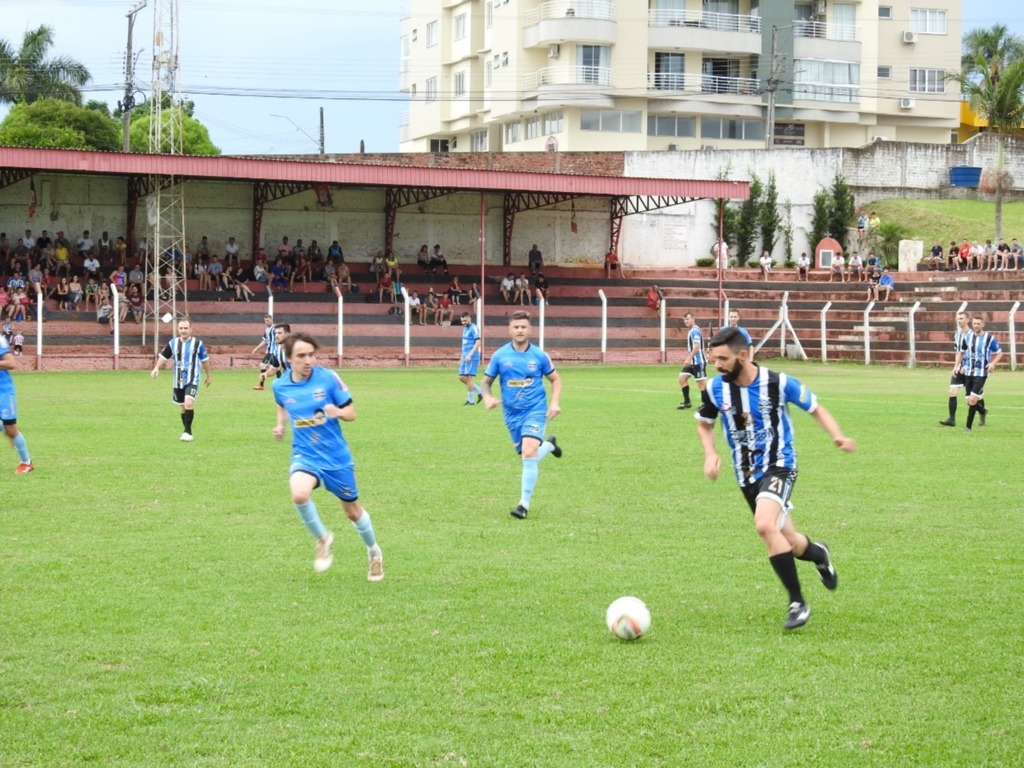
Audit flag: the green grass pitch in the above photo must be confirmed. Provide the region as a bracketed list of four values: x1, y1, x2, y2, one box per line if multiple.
[1, 362, 1021, 767]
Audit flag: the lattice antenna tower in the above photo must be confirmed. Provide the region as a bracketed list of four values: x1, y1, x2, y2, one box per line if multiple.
[148, 0, 187, 350]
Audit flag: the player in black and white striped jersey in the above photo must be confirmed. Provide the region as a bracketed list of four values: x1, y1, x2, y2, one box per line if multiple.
[939, 311, 970, 427]
[954, 315, 1004, 434]
[150, 317, 212, 442]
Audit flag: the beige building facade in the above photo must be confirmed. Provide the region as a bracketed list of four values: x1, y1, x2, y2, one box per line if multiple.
[399, 0, 961, 152]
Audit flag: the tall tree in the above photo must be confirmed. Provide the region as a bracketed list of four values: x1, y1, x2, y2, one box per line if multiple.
[0, 25, 90, 105]
[759, 171, 781, 258]
[0, 99, 120, 151]
[950, 25, 1024, 242]
[827, 173, 856, 254]
[735, 173, 763, 264]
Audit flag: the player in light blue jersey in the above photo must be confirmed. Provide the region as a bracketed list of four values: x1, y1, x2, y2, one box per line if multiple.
[150, 318, 212, 442]
[954, 315, 1003, 433]
[726, 309, 753, 346]
[696, 327, 855, 630]
[0, 332, 33, 473]
[252, 314, 279, 390]
[458, 312, 483, 405]
[677, 312, 707, 410]
[482, 310, 563, 520]
[272, 332, 383, 580]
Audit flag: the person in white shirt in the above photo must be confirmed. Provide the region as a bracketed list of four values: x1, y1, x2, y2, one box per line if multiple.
[82, 255, 101, 279]
[759, 251, 773, 281]
[829, 254, 847, 283]
[499, 273, 515, 304]
[713, 239, 730, 268]
[77, 230, 94, 257]
[797, 252, 811, 282]
[848, 253, 863, 282]
[224, 237, 240, 270]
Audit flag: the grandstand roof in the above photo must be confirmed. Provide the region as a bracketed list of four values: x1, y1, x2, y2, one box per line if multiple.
[0, 147, 748, 200]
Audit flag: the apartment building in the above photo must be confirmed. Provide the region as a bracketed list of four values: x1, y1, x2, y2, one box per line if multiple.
[398, 0, 961, 152]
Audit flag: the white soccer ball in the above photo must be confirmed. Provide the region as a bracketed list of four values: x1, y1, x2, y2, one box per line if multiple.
[605, 596, 652, 641]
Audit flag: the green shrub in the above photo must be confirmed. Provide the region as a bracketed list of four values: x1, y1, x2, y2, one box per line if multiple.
[695, 257, 716, 267]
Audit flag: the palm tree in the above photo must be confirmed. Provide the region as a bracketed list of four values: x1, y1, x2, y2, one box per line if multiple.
[950, 26, 1024, 242]
[0, 25, 90, 106]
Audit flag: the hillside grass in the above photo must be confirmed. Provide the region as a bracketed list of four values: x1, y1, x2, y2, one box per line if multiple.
[1, 363, 1022, 767]
[864, 198, 1024, 248]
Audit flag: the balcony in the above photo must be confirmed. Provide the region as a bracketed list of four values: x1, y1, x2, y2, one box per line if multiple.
[793, 20, 861, 61]
[525, 65, 614, 90]
[523, 0, 617, 47]
[647, 72, 760, 96]
[648, 9, 761, 56]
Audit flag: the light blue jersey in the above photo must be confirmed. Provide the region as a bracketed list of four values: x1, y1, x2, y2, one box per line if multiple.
[273, 366, 354, 470]
[730, 325, 753, 345]
[696, 366, 817, 486]
[460, 322, 481, 376]
[0, 335, 16, 420]
[485, 341, 554, 414]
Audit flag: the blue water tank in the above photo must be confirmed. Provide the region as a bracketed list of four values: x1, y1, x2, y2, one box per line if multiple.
[949, 166, 982, 187]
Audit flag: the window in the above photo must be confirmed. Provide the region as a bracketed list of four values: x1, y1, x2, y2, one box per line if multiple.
[877, 65, 892, 79]
[654, 52, 686, 90]
[426, 77, 437, 102]
[429, 139, 450, 153]
[878, 5, 892, 19]
[647, 115, 696, 137]
[578, 45, 611, 85]
[580, 109, 643, 133]
[525, 116, 541, 140]
[501, 51, 509, 67]
[909, 9, 947, 34]
[454, 14, 466, 41]
[470, 130, 489, 152]
[505, 121, 520, 144]
[485, 61, 493, 87]
[485, 2, 493, 28]
[909, 68, 945, 93]
[794, 59, 860, 103]
[426, 20, 438, 47]
[544, 111, 564, 134]
[454, 71, 466, 98]
[700, 117, 764, 141]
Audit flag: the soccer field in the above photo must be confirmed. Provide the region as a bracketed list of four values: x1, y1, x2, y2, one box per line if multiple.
[2, 362, 1021, 767]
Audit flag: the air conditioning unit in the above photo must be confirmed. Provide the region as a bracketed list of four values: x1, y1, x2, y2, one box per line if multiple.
[902, 31, 918, 44]
[899, 97, 915, 109]
[871, 135, 887, 142]
[450, 136, 457, 149]
[667, 143, 679, 151]
[812, 0, 826, 16]
[547, 44, 560, 59]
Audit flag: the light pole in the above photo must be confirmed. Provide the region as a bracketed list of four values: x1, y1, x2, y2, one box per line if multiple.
[271, 110, 325, 155]
[121, 0, 147, 152]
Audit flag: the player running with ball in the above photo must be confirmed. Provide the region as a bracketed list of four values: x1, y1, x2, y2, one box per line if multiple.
[694, 327, 854, 630]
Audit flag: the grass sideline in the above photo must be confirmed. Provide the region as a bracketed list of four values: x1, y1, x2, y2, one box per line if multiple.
[865, 198, 1024, 249]
[2, 362, 1021, 767]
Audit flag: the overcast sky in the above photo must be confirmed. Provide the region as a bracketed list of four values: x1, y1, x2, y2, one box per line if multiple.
[2, 0, 1022, 156]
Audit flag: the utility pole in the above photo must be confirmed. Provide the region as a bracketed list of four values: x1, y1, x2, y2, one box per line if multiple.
[122, 0, 148, 153]
[764, 25, 783, 150]
[319, 106, 325, 155]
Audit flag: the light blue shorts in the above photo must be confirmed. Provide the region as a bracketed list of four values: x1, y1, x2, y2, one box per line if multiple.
[289, 461, 359, 502]
[0, 391, 17, 423]
[504, 407, 547, 454]
[459, 355, 480, 377]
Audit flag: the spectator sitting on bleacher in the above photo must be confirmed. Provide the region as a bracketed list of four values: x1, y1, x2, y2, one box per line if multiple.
[759, 251, 773, 281]
[83, 277, 98, 309]
[336, 262, 352, 293]
[448, 276, 463, 305]
[469, 282, 481, 303]
[429, 244, 449, 275]
[528, 244, 544, 275]
[534, 273, 549, 305]
[119, 284, 144, 323]
[253, 255, 269, 283]
[54, 237, 71, 276]
[68, 276, 83, 310]
[207, 255, 224, 290]
[83, 254, 101, 281]
[408, 290, 422, 324]
[327, 240, 344, 264]
[234, 271, 255, 302]
[514, 273, 530, 306]
[604, 250, 619, 277]
[270, 259, 288, 291]
[377, 271, 395, 303]
[110, 265, 128, 293]
[646, 285, 663, 311]
[0, 287, 8, 317]
[421, 289, 438, 324]
[277, 236, 291, 261]
[416, 244, 430, 271]
[435, 293, 454, 325]
[96, 294, 112, 326]
[196, 257, 211, 290]
[224, 237, 240, 270]
[370, 251, 385, 276]
[77, 230, 94, 259]
[499, 273, 514, 304]
[385, 252, 401, 282]
[307, 240, 323, 280]
[291, 255, 310, 292]
[848, 253, 863, 282]
[53, 276, 70, 310]
[115, 236, 128, 266]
